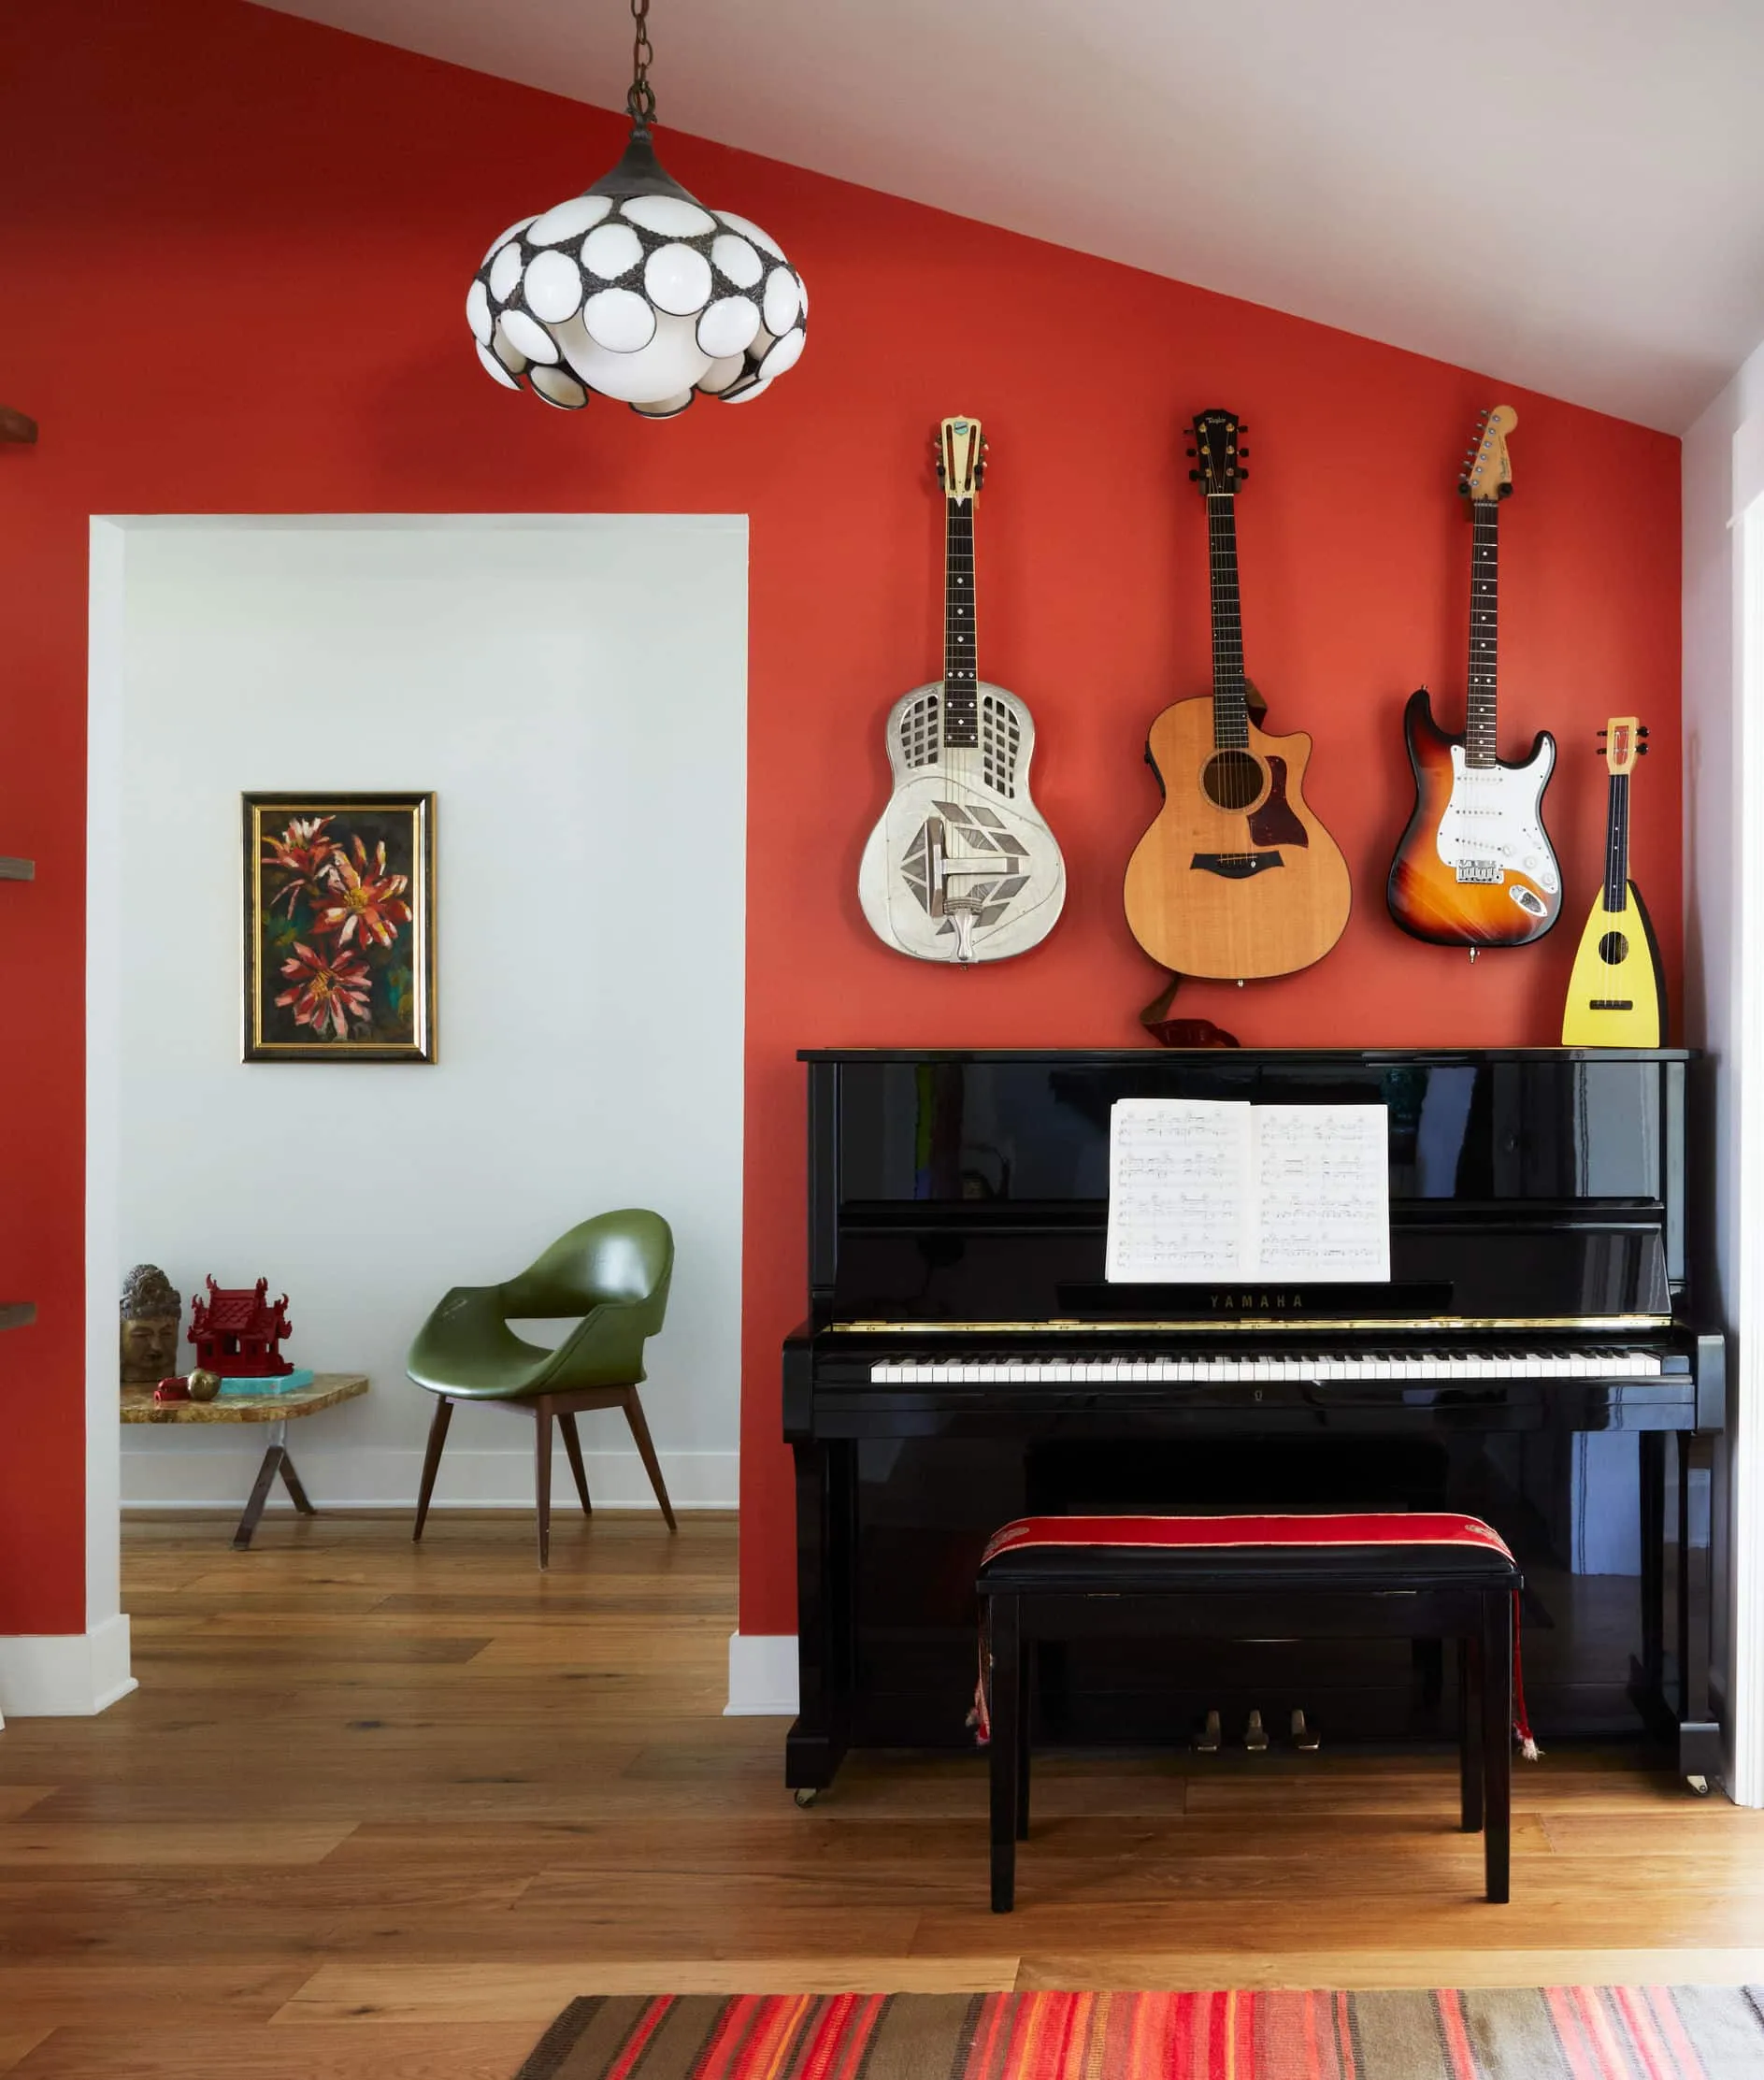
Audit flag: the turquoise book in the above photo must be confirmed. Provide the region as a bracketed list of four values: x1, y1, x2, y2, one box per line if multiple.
[217, 1369, 315, 1397]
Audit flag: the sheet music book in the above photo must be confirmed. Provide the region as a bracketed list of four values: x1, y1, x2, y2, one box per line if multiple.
[1106, 1099, 1390, 1284]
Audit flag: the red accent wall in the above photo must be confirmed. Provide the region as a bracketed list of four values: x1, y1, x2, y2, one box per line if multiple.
[0, 0, 1680, 1640]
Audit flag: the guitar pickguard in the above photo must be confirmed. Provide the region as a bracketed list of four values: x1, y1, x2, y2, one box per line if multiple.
[1247, 756, 1308, 849]
[1435, 745, 1560, 895]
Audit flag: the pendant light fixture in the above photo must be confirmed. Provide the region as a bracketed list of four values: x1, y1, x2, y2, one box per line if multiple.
[466, 0, 807, 418]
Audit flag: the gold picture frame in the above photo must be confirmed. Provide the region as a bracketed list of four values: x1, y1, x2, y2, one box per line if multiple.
[242, 792, 436, 1064]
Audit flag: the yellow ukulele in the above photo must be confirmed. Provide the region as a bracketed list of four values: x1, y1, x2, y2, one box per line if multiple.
[1561, 716, 1664, 1046]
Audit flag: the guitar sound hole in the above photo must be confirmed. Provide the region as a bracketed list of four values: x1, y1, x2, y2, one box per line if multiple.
[1202, 750, 1264, 810]
[1599, 930, 1629, 965]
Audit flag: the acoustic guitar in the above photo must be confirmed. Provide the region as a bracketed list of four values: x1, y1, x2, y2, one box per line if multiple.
[1561, 716, 1664, 1046]
[857, 416, 1067, 966]
[1123, 409, 1350, 981]
[1386, 406, 1561, 951]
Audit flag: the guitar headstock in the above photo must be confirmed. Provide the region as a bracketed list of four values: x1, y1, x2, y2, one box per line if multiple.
[936, 417, 985, 503]
[1598, 715, 1650, 773]
[1460, 405, 1517, 502]
[1187, 409, 1247, 495]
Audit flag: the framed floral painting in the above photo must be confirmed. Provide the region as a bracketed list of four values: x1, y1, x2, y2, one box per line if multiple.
[242, 793, 436, 1063]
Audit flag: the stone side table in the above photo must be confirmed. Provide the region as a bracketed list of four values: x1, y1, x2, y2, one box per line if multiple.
[121, 1373, 369, 1548]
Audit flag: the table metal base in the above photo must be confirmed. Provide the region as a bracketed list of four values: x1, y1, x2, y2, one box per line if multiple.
[234, 1417, 318, 1549]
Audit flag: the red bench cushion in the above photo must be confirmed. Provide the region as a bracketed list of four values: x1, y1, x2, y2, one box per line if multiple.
[981, 1511, 1515, 1571]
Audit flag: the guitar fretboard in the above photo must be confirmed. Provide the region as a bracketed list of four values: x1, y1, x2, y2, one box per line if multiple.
[943, 498, 978, 748]
[1604, 769, 1630, 913]
[1207, 494, 1249, 749]
[1466, 500, 1500, 769]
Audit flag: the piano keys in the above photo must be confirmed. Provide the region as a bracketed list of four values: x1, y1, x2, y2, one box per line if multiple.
[868, 1349, 1670, 1384]
[782, 1049, 1724, 1795]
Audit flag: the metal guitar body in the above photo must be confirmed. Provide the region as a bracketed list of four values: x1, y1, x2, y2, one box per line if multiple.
[858, 678, 1066, 965]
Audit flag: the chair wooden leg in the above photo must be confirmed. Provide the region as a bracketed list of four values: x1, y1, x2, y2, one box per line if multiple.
[622, 1389, 677, 1531]
[1482, 1591, 1513, 1903]
[559, 1413, 593, 1517]
[535, 1400, 553, 1571]
[989, 1596, 1020, 1913]
[1459, 1634, 1484, 1833]
[413, 1397, 453, 1542]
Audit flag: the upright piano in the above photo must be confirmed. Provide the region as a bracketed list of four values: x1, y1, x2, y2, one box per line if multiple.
[783, 1048, 1724, 1793]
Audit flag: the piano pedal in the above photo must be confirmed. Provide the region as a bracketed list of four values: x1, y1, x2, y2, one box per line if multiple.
[1193, 1708, 1222, 1754]
[1291, 1708, 1320, 1753]
[1244, 1708, 1269, 1753]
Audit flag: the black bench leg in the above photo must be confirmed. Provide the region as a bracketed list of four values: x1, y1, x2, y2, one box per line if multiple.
[1458, 1635, 1484, 1833]
[1482, 1591, 1513, 1903]
[1015, 1639, 1032, 1842]
[989, 1596, 1020, 1913]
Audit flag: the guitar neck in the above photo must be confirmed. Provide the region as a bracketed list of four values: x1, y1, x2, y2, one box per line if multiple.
[1604, 769, 1631, 912]
[1207, 494, 1249, 748]
[943, 497, 979, 748]
[1465, 499, 1500, 768]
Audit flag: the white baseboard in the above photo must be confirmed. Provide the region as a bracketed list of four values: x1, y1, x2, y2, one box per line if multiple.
[0, 1614, 136, 1720]
[119, 1444, 737, 1513]
[725, 1630, 798, 1716]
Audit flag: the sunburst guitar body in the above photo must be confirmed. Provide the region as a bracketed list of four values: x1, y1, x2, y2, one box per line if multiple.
[1386, 406, 1562, 950]
[1386, 689, 1559, 946]
[1561, 715, 1664, 1046]
[1123, 408, 1349, 981]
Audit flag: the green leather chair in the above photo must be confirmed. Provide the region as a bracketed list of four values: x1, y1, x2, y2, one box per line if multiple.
[408, 1210, 677, 1567]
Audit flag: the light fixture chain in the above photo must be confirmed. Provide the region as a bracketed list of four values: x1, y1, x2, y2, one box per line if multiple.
[626, 0, 657, 126]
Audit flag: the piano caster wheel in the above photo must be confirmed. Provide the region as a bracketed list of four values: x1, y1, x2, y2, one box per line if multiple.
[793, 1787, 819, 1808]
[1193, 1709, 1222, 1754]
[1244, 1708, 1269, 1754]
[1291, 1709, 1320, 1754]
[1686, 1775, 1713, 1798]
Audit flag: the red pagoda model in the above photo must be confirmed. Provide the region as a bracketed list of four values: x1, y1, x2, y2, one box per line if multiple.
[188, 1277, 294, 1378]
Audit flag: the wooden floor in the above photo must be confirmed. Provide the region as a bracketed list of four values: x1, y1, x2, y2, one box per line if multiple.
[1, 1514, 1762, 2078]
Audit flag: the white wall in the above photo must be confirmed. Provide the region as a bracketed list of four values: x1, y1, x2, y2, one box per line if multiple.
[111, 516, 746, 1516]
[1684, 345, 1764, 1802]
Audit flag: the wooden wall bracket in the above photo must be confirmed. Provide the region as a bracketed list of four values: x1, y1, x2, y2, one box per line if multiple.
[0, 1303, 36, 1332]
[0, 858, 34, 881]
[0, 407, 38, 445]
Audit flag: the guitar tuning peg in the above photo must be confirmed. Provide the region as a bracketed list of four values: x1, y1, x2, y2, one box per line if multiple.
[1639, 742, 1650, 753]
[1637, 726, 1650, 737]
[1184, 448, 1197, 458]
[1238, 467, 1248, 479]
[1238, 448, 1250, 459]
[1188, 469, 1200, 481]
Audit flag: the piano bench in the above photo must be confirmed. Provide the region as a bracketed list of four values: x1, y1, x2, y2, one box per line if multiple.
[976, 1512, 1524, 1914]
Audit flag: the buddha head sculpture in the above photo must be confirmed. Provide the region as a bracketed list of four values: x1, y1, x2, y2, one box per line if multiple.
[119, 1264, 182, 1386]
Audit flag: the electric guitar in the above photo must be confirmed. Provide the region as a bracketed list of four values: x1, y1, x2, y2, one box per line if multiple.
[857, 417, 1066, 965]
[1561, 715, 1664, 1045]
[1386, 406, 1561, 950]
[1123, 409, 1350, 981]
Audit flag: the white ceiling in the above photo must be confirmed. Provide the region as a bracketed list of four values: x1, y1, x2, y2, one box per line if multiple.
[255, 0, 1764, 431]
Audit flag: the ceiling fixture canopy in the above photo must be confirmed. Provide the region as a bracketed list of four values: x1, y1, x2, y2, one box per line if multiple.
[466, 0, 807, 418]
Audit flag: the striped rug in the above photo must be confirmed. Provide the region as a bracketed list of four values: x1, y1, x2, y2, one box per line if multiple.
[515, 1988, 1764, 2078]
